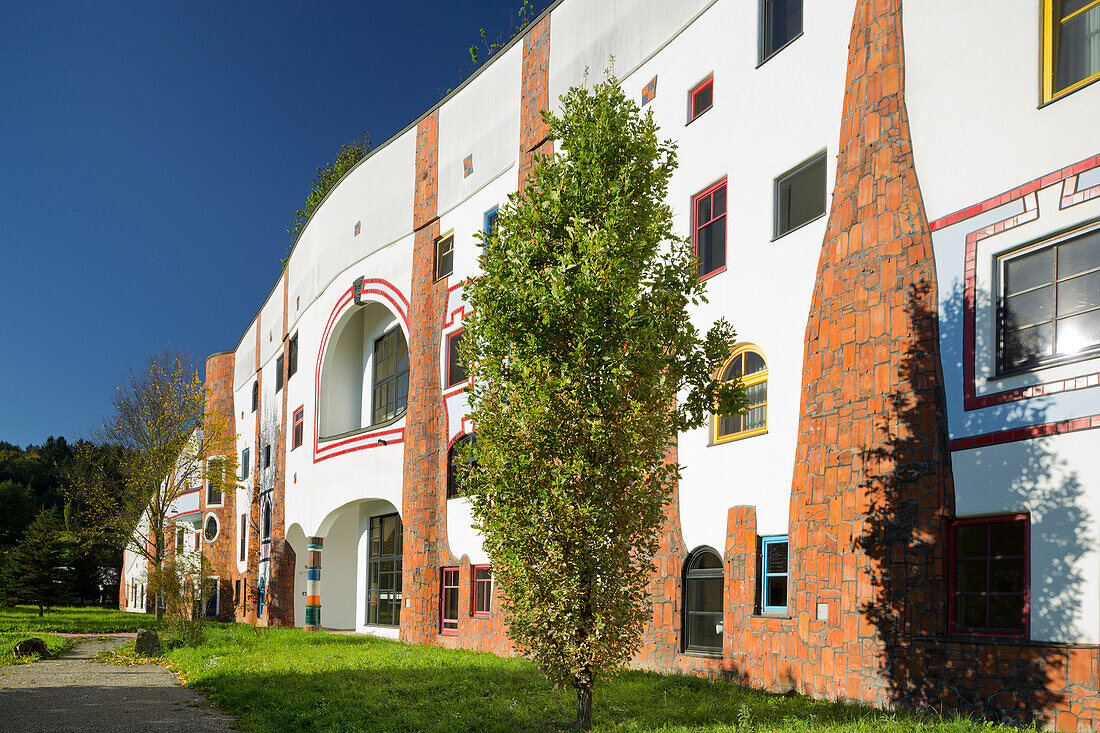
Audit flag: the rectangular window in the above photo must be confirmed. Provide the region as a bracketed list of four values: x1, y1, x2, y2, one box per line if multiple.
[760, 0, 803, 63]
[693, 180, 727, 279]
[275, 355, 284, 393]
[1044, 0, 1100, 102]
[251, 381, 258, 413]
[472, 565, 492, 616]
[206, 458, 224, 506]
[447, 330, 467, 387]
[264, 444, 271, 468]
[367, 513, 403, 626]
[234, 579, 241, 606]
[176, 527, 185, 553]
[441, 566, 460, 634]
[689, 76, 713, 122]
[998, 225, 1100, 372]
[951, 515, 1028, 637]
[760, 536, 789, 615]
[774, 153, 826, 238]
[434, 233, 454, 281]
[292, 407, 305, 450]
[288, 333, 298, 378]
[485, 207, 499, 239]
[239, 514, 247, 562]
[372, 329, 409, 424]
[241, 448, 250, 480]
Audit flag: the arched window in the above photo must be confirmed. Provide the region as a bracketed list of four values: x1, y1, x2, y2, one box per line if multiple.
[251, 381, 259, 413]
[204, 514, 219, 542]
[447, 434, 477, 499]
[714, 345, 768, 442]
[683, 547, 724, 654]
[262, 500, 271, 540]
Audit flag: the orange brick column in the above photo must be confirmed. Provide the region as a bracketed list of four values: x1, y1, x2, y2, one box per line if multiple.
[400, 109, 453, 645]
[519, 13, 552, 190]
[263, 269, 294, 627]
[202, 351, 238, 621]
[785, 0, 954, 706]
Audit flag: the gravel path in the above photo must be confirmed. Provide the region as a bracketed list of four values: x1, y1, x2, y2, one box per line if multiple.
[0, 637, 236, 732]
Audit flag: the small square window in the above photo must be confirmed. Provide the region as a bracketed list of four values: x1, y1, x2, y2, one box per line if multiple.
[951, 515, 1028, 637]
[434, 233, 454, 281]
[292, 407, 305, 450]
[693, 180, 727, 279]
[472, 565, 492, 616]
[241, 448, 250, 480]
[447, 330, 467, 387]
[760, 536, 788, 615]
[288, 333, 298, 378]
[689, 77, 713, 122]
[760, 0, 803, 63]
[441, 566, 459, 634]
[275, 355, 284, 393]
[774, 153, 826, 238]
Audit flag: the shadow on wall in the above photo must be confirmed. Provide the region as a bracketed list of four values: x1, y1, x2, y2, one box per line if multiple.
[857, 281, 1091, 724]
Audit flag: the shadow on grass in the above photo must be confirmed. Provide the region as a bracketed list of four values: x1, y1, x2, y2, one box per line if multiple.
[165, 630, 1007, 732]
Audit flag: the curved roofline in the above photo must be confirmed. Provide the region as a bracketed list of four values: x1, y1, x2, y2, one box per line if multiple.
[227, 0, 564, 359]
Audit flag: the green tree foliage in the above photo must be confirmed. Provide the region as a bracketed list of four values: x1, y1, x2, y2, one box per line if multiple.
[67, 349, 235, 619]
[461, 73, 745, 729]
[1, 507, 77, 616]
[286, 132, 372, 257]
[468, 0, 536, 66]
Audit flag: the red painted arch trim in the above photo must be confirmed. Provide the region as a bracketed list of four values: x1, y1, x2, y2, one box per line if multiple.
[950, 414, 1100, 451]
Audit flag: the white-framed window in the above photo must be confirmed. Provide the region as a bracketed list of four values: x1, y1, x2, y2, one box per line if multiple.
[203, 513, 220, 543]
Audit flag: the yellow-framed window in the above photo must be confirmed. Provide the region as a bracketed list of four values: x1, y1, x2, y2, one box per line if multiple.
[434, 233, 455, 281]
[1044, 0, 1100, 102]
[714, 345, 768, 443]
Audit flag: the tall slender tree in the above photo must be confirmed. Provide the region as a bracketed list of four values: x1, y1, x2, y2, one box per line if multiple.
[461, 73, 745, 729]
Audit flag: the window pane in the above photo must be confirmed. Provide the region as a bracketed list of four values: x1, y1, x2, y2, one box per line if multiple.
[1058, 230, 1100, 278]
[1005, 249, 1053, 295]
[1003, 322, 1055, 368]
[718, 413, 741, 437]
[744, 404, 767, 432]
[779, 156, 826, 235]
[382, 515, 395, 556]
[989, 519, 1026, 556]
[1057, 308, 1100, 355]
[957, 595, 987, 629]
[712, 185, 726, 216]
[449, 332, 467, 385]
[765, 542, 787, 574]
[745, 381, 767, 408]
[1057, 270, 1100, 317]
[721, 354, 742, 382]
[989, 595, 1026, 631]
[956, 524, 987, 558]
[765, 576, 787, 609]
[692, 82, 713, 117]
[957, 559, 988, 593]
[692, 551, 722, 570]
[687, 612, 722, 651]
[1005, 286, 1054, 329]
[697, 194, 711, 224]
[764, 0, 803, 58]
[742, 351, 766, 375]
[1056, 4, 1100, 93]
[991, 559, 1025, 593]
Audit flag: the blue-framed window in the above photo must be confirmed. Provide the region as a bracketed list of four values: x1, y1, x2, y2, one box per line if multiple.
[484, 206, 500, 239]
[760, 535, 788, 615]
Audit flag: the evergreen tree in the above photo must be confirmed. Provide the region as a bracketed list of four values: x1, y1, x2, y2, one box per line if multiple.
[1, 508, 76, 616]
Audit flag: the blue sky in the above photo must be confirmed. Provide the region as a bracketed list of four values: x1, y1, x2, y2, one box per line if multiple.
[0, 0, 552, 447]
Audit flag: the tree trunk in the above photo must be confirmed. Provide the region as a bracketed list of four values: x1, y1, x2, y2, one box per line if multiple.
[575, 683, 592, 730]
[38, 604, 44, 618]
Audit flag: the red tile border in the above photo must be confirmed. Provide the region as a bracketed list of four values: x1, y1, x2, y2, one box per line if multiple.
[949, 413, 1100, 451]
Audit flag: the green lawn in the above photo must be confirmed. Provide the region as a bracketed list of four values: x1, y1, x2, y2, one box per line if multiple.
[99, 624, 1013, 732]
[0, 604, 159, 634]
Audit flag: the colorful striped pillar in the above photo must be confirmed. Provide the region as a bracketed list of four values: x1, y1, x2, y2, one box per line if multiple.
[304, 536, 323, 631]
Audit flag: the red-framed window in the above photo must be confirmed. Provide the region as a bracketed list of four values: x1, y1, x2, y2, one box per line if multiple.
[689, 76, 713, 122]
[446, 330, 467, 387]
[950, 514, 1029, 637]
[472, 565, 492, 616]
[441, 566, 460, 634]
[292, 406, 305, 450]
[693, 180, 727, 279]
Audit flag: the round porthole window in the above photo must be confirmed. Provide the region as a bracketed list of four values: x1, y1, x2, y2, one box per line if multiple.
[204, 514, 219, 542]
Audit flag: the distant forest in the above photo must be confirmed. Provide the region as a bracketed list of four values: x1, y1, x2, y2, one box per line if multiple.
[0, 437, 123, 606]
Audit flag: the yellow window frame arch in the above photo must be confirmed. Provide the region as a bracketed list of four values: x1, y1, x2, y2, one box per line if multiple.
[1043, 0, 1100, 102]
[713, 344, 768, 444]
